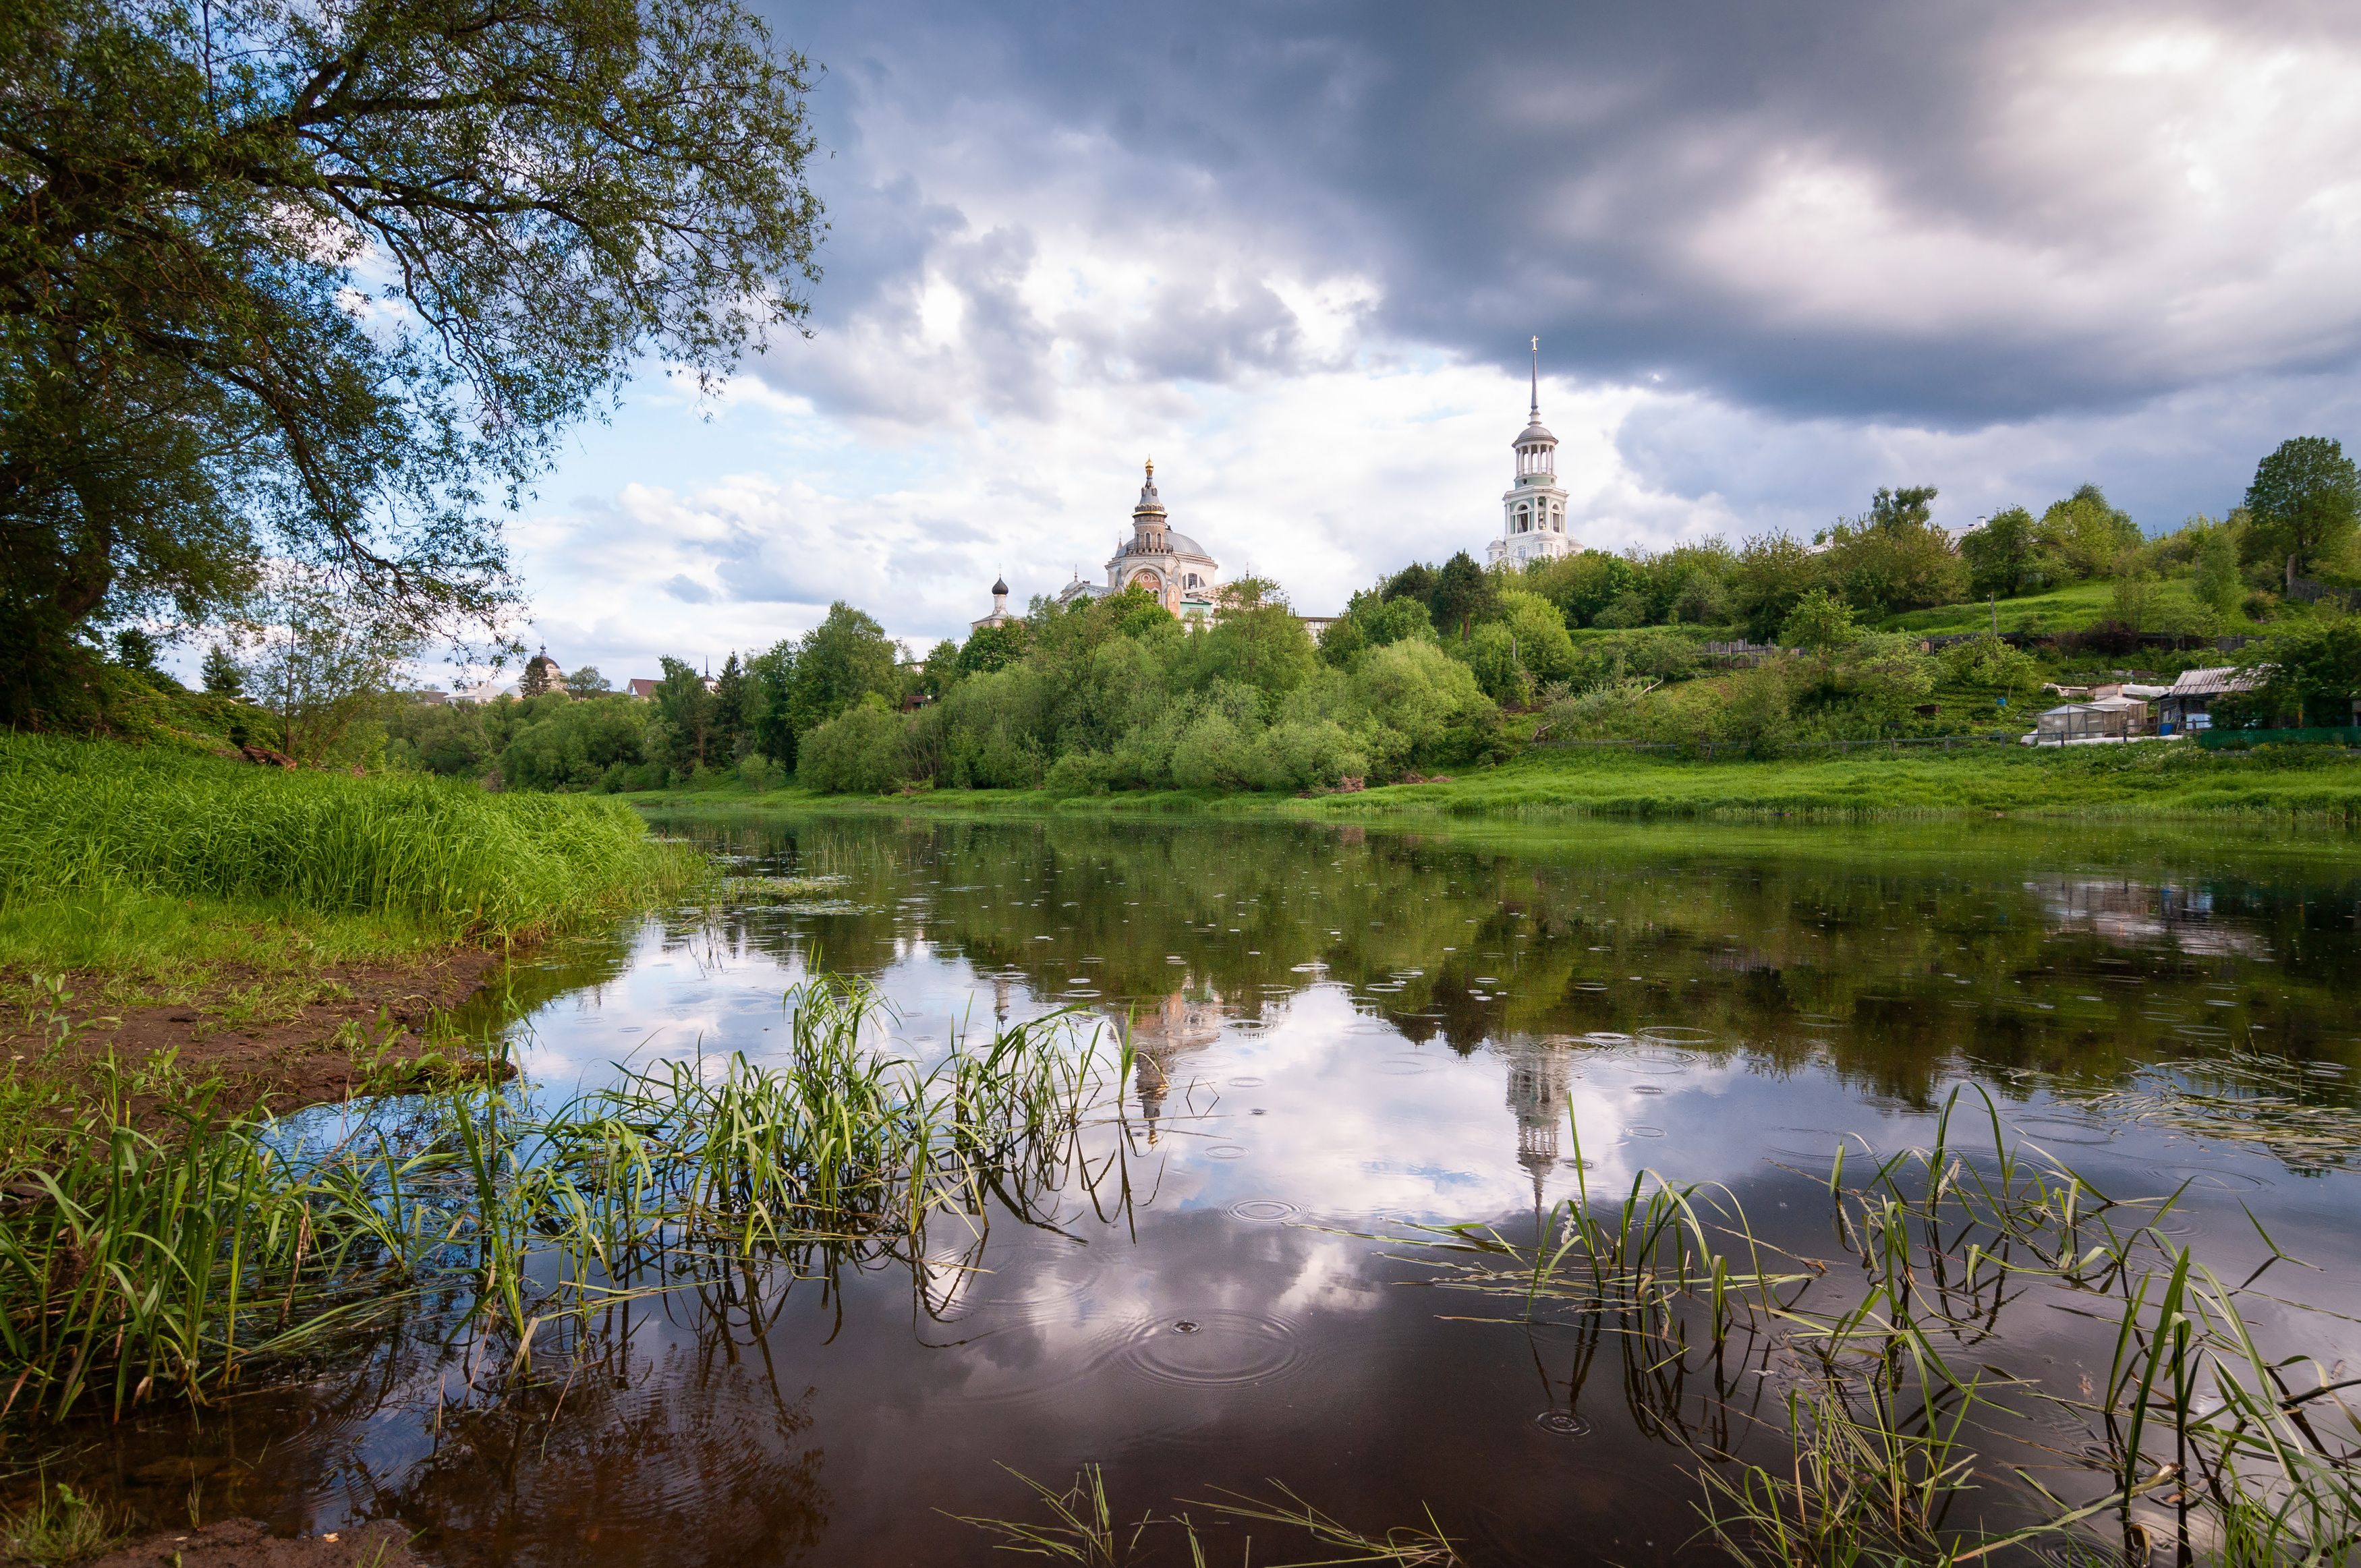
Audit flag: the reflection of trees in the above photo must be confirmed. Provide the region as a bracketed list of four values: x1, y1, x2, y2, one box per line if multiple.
[644, 813, 2361, 1113]
[370, 1325, 828, 1568]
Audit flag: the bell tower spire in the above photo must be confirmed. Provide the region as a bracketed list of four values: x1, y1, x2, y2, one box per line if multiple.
[1487, 335, 1574, 567]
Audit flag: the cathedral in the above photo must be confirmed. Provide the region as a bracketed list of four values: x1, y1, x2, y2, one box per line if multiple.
[1485, 339, 1575, 567]
[1054, 460, 1223, 621]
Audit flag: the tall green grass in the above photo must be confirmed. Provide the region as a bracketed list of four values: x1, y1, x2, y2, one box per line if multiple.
[0, 734, 687, 938]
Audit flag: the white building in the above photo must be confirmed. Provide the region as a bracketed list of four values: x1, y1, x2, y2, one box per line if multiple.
[1485, 339, 1575, 568]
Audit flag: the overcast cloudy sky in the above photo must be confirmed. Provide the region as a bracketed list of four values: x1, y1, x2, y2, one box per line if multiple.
[494, 0, 2361, 686]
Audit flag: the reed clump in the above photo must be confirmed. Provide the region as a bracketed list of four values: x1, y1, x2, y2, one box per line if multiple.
[0, 975, 1133, 1422]
[0, 733, 691, 939]
[1395, 1087, 2361, 1567]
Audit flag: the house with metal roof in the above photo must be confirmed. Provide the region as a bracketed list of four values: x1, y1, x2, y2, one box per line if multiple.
[2155, 666, 2254, 736]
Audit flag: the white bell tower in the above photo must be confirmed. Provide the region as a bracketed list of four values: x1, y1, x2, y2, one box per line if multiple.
[1487, 337, 1574, 567]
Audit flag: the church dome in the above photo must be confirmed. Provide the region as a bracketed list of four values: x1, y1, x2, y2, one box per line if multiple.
[1134, 458, 1166, 515]
[1514, 418, 1556, 448]
[991, 573, 1009, 596]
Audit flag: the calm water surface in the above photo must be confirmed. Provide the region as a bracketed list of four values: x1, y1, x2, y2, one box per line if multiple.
[72, 816, 2361, 1565]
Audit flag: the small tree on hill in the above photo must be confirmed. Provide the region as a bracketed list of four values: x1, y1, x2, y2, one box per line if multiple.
[200, 643, 244, 697]
[1781, 589, 1859, 653]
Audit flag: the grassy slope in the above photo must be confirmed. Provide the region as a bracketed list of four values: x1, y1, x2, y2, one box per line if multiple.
[621, 739, 2361, 825]
[1875, 577, 2240, 637]
[0, 734, 691, 1006]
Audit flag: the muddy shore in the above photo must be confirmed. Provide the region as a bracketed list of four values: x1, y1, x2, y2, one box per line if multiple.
[5, 948, 515, 1113]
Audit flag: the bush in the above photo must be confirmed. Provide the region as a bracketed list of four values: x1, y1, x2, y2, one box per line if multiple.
[795, 699, 911, 794]
[1345, 639, 1502, 774]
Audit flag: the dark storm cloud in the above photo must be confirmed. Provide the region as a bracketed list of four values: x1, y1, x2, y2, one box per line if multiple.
[764, 0, 2361, 428]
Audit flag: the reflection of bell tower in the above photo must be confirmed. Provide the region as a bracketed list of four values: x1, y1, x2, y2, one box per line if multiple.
[1115, 988, 1225, 1147]
[1504, 1037, 1572, 1209]
[992, 974, 1011, 1032]
[1134, 1051, 1169, 1144]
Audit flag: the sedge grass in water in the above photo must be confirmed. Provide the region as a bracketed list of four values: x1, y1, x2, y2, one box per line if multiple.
[1385, 1087, 2361, 1567]
[0, 975, 1136, 1422]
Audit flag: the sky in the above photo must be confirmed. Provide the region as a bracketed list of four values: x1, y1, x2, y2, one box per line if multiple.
[482, 0, 2361, 689]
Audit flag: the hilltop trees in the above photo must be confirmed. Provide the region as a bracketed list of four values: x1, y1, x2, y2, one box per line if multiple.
[1, 0, 822, 726]
[2244, 438, 2360, 590]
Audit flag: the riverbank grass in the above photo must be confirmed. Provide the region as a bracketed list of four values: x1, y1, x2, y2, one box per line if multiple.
[616, 737, 2361, 823]
[0, 733, 693, 1008]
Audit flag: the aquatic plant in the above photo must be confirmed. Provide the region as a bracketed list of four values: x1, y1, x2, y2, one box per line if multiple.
[0, 975, 1136, 1421]
[952, 1464, 1460, 1566]
[0, 1478, 126, 1563]
[1390, 1086, 2361, 1567]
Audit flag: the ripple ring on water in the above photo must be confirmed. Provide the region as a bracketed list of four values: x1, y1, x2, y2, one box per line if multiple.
[2011, 1117, 2116, 1147]
[1533, 1410, 1593, 1436]
[1228, 1199, 1301, 1223]
[1205, 1144, 1249, 1160]
[1118, 1309, 1309, 1391]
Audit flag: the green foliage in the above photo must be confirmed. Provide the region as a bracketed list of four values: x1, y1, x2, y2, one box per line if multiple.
[958, 620, 1027, 676]
[1319, 591, 1434, 668]
[1815, 486, 1968, 614]
[1565, 628, 1702, 691]
[1462, 589, 1577, 703]
[1528, 550, 1644, 629]
[788, 603, 903, 738]
[1429, 551, 1495, 637]
[1729, 535, 1819, 641]
[0, 0, 823, 725]
[497, 695, 650, 792]
[710, 653, 751, 761]
[1959, 505, 2065, 598]
[566, 666, 612, 697]
[652, 656, 716, 776]
[0, 733, 684, 935]
[235, 570, 419, 764]
[199, 643, 244, 697]
[1937, 635, 2044, 699]
[796, 696, 911, 794]
[2244, 436, 2360, 583]
[1782, 588, 1859, 652]
[2191, 531, 2244, 625]
[2040, 484, 2144, 577]
[2225, 616, 2361, 730]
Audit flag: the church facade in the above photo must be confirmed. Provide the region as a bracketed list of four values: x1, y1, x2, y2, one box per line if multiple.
[1485, 339, 1575, 568]
[1054, 461, 1223, 622]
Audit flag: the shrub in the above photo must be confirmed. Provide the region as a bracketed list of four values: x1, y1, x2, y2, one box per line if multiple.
[795, 698, 911, 794]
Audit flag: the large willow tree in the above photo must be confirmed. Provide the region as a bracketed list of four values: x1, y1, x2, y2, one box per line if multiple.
[0, 0, 823, 722]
